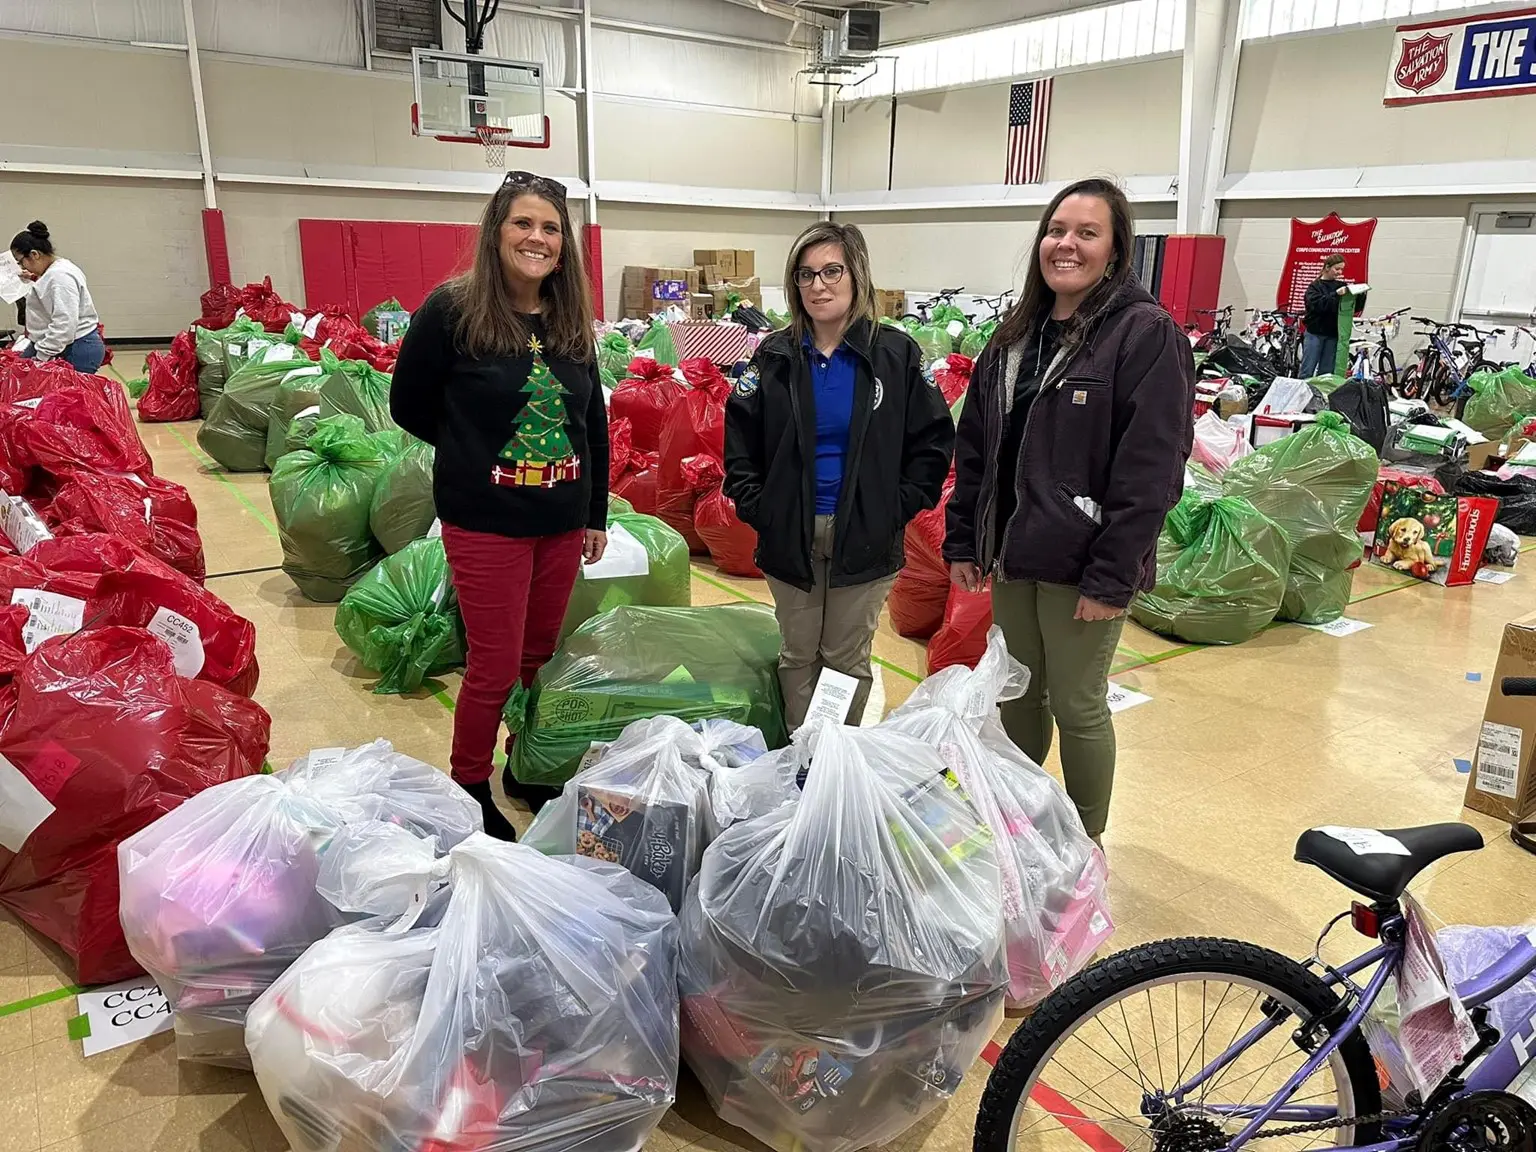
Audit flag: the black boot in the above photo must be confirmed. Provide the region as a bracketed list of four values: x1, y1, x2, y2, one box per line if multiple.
[459, 779, 518, 842]
[502, 762, 561, 815]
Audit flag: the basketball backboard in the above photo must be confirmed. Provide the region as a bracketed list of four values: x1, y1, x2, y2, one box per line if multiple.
[411, 47, 550, 155]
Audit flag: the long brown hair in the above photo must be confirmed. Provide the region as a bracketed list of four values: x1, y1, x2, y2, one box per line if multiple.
[449, 173, 595, 363]
[994, 177, 1136, 354]
[783, 221, 879, 345]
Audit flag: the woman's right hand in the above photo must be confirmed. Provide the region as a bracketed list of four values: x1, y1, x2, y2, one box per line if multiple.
[950, 561, 982, 593]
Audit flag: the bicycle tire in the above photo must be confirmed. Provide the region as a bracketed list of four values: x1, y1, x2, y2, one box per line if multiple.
[974, 936, 1384, 1152]
[1397, 362, 1423, 400]
[1376, 347, 1397, 389]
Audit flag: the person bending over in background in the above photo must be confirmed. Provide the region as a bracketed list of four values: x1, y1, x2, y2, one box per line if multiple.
[724, 222, 953, 730]
[390, 171, 608, 840]
[1300, 252, 1349, 377]
[944, 178, 1194, 844]
[10, 221, 105, 373]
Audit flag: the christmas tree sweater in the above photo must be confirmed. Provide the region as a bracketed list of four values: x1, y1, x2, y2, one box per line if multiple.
[391, 287, 609, 538]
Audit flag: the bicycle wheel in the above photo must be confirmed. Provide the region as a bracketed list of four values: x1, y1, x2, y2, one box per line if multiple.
[1397, 361, 1424, 400]
[1375, 348, 1397, 389]
[975, 937, 1383, 1152]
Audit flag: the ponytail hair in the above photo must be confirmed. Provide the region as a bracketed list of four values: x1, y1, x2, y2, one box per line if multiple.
[9, 221, 53, 259]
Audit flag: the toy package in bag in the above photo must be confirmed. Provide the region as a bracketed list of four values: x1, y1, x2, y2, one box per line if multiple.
[883, 629, 1111, 1008]
[246, 837, 679, 1152]
[679, 722, 1006, 1152]
[514, 603, 785, 788]
[118, 740, 481, 1068]
[334, 537, 464, 694]
[559, 511, 691, 641]
[1372, 482, 1498, 588]
[368, 435, 436, 554]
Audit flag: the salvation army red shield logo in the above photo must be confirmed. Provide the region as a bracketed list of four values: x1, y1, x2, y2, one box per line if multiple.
[1394, 32, 1450, 93]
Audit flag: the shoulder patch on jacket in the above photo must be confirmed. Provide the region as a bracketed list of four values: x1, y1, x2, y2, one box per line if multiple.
[733, 366, 759, 398]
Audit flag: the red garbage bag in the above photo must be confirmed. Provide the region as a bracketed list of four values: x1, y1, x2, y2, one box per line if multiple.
[611, 359, 685, 454]
[236, 278, 299, 334]
[47, 471, 206, 582]
[0, 405, 37, 495]
[927, 584, 993, 675]
[688, 456, 760, 578]
[888, 474, 954, 639]
[0, 604, 27, 681]
[29, 534, 149, 592]
[934, 354, 974, 407]
[138, 331, 200, 423]
[0, 552, 101, 603]
[608, 417, 659, 515]
[199, 283, 242, 331]
[657, 358, 730, 553]
[22, 377, 152, 480]
[0, 626, 270, 984]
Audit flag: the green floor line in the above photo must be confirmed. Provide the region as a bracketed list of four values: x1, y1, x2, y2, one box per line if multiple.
[165, 425, 280, 538]
[873, 655, 922, 683]
[0, 983, 83, 1020]
[432, 688, 456, 713]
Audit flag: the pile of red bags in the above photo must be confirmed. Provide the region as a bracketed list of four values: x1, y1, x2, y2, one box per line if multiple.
[657, 358, 731, 553]
[889, 475, 955, 639]
[611, 359, 685, 453]
[608, 417, 659, 515]
[47, 472, 205, 581]
[686, 455, 760, 578]
[934, 354, 974, 407]
[198, 277, 299, 334]
[0, 626, 270, 983]
[302, 311, 399, 374]
[138, 330, 200, 423]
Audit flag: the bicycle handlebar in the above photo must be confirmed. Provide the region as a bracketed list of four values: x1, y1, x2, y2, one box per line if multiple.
[1502, 677, 1536, 697]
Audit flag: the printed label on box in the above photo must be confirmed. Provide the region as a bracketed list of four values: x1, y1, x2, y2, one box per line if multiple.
[147, 606, 205, 679]
[10, 588, 85, 653]
[1474, 720, 1522, 798]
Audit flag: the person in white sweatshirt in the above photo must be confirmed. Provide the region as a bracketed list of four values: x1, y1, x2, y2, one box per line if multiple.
[10, 221, 105, 372]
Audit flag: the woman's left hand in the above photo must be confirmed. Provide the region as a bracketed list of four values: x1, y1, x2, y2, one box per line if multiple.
[1074, 595, 1123, 622]
[583, 530, 607, 565]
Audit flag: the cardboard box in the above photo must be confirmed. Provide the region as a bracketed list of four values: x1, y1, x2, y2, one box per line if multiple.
[875, 289, 906, 320]
[621, 266, 700, 317]
[1465, 621, 1536, 823]
[693, 249, 754, 279]
[734, 250, 755, 278]
[709, 276, 763, 315]
[688, 293, 713, 322]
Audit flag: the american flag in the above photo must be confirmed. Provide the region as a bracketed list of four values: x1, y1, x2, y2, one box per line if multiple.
[1006, 78, 1053, 185]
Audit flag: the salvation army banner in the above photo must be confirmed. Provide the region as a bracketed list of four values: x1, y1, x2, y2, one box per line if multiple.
[1276, 214, 1377, 314]
[1385, 6, 1536, 106]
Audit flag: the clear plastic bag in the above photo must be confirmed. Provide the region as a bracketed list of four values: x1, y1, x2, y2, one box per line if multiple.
[246, 836, 679, 1152]
[882, 629, 1111, 1008]
[118, 739, 480, 1068]
[678, 722, 1006, 1152]
[1437, 924, 1536, 1045]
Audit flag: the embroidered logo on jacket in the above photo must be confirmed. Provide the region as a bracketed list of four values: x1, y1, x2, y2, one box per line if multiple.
[733, 366, 760, 399]
[873, 379, 885, 411]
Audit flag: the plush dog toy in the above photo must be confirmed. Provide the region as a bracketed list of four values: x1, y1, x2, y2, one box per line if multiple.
[1383, 517, 1439, 573]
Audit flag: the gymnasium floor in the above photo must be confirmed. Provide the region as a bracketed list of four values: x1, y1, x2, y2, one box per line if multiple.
[0, 349, 1528, 1151]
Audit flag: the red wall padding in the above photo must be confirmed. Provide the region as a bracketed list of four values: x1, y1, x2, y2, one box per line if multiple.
[299, 218, 478, 318]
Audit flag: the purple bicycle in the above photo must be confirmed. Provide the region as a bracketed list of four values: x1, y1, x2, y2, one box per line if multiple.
[975, 686, 1536, 1151]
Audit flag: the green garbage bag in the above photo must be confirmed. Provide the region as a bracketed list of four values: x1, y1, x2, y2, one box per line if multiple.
[559, 512, 690, 641]
[222, 324, 297, 384]
[317, 349, 396, 434]
[930, 304, 971, 353]
[193, 317, 262, 417]
[1131, 496, 1291, 645]
[269, 415, 390, 602]
[949, 392, 965, 425]
[283, 410, 321, 461]
[598, 331, 635, 380]
[510, 602, 785, 788]
[1464, 366, 1536, 437]
[333, 536, 464, 694]
[599, 363, 618, 394]
[911, 324, 951, 365]
[1281, 555, 1356, 625]
[609, 493, 635, 515]
[1308, 374, 1347, 397]
[368, 435, 436, 554]
[265, 370, 327, 471]
[361, 297, 405, 340]
[636, 319, 679, 368]
[199, 356, 324, 472]
[125, 375, 149, 400]
[960, 320, 998, 359]
[765, 309, 790, 330]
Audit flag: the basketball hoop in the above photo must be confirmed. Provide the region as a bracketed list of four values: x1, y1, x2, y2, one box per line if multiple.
[475, 125, 514, 168]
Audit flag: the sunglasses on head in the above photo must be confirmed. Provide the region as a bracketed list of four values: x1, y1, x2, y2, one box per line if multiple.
[503, 170, 567, 202]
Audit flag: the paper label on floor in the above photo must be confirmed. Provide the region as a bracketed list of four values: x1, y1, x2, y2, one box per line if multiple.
[1300, 617, 1372, 637]
[1475, 567, 1515, 584]
[1315, 825, 1411, 856]
[805, 667, 860, 728]
[10, 588, 85, 653]
[1473, 720, 1522, 798]
[0, 752, 54, 852]
[146, 606, 205, 679]
[1106, 682, 1152, 713]
[581, 522, 649, 580]
[76, 977, 173, 1056]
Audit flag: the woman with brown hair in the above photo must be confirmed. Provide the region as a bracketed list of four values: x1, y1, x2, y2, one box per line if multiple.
[944, 178, 1194, 842]
[723, 221, 953, 730]
[391, 171, 608, 840]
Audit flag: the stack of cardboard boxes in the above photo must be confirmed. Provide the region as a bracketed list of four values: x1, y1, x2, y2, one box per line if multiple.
[694, 249, 762, 317]
[620, 266, 702, 320]
[617, 250, 762, 322]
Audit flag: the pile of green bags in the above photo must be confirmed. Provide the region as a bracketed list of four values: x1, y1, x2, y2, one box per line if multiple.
[1463, 366, 1536, 437]
[560, 511, 690, 640]
[369, 436, 436, 555]
[508, 602, 785, 788]
[269, 415, 391, 602]
[198, 354, 323, 472]
[317, 349, 396, 434]
[1222, 411, 1378, 624]
[193, 317, 265, 417]
[910, 324, 953, 365]
[960, 320, 997, 359]
[1131, 493, 1292, 645]
[333, 536, 464, 694]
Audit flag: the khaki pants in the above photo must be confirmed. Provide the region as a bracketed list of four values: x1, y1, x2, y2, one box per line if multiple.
[765, 516, 896, 730]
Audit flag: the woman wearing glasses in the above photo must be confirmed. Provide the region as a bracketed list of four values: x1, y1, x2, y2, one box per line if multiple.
[724, 222, 953, 729]
[391, 171, 608, 840]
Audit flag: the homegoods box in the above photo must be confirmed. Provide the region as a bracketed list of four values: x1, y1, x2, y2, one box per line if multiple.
[1465, 617, 1536, 823]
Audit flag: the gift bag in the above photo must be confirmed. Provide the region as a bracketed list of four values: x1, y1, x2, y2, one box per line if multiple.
[514, 603, 785, 788]
[658, 358, 731, 552]
[598, 331, 636, 381]
[246, 837, 679, 1152]
[1372, 482, 1498, 587]
[678, 723, 1006, 1152]
[933, 355, 974, 407]
[138, 331, 200, 424]
[1358, 467, 1444, 546]
[611, 359, 686, 455]
[0, 627, 271, 984]
[884, 629, 1111, 1008]
[269, 415, 390, 602]
[889, 476, 954, 640]
[368, 436, 436, 554]
[316, 350, 397, 434]
[560, 511, 690, 641]
[334, 537, 464, 694]
[200, 355, 326, 473]
[48, 470, 207, 582]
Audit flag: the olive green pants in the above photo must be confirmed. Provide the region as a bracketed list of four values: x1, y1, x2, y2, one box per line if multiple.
[990, 579, 1124, 837]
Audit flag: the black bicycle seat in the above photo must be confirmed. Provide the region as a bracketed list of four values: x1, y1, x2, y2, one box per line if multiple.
[1293, 823, 1483, 901]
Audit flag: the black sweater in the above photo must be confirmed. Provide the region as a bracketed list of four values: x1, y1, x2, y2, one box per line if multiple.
[390, 288, 608, 538]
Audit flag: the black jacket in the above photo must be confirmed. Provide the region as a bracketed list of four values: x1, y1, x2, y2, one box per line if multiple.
[944, 282, 1195, 608]
[1304, 277, 1345, 338]
[723, 317, 954, 591]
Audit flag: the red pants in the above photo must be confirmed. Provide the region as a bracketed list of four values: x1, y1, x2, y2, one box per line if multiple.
[441, 524, 584, 785]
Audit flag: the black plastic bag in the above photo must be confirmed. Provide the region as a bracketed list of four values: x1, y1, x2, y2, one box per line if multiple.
[1328, 378, 1389, 453]
[1455, 471, 1536, 534]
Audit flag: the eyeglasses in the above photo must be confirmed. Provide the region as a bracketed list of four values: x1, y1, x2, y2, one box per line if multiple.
[794, 263, 846, 288]
[502, 170, 567, 202]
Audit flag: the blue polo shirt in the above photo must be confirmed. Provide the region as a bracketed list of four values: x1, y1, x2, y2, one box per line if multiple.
[805, 335, 858, 515]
